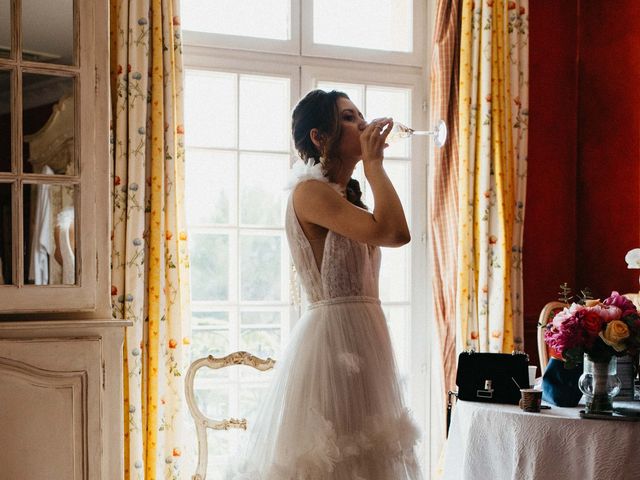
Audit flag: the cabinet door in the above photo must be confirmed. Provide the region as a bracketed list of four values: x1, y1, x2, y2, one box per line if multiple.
[0, 336, 102, 479]
[0, 0, 109, 312]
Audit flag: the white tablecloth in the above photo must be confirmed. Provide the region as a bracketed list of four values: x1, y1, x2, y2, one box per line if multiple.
[442, 400, 640, 480]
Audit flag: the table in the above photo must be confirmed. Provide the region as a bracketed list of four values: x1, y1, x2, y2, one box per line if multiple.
[442, 400, 640, 480]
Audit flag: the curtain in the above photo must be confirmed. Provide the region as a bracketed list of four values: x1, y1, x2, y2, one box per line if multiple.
[456, 0, 528, 353]
[428, 0, 462, 404]
[110, 1, 191, 479]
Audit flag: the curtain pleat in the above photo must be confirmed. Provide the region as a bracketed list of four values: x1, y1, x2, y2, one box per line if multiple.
[428, 0, 462, 406]
[110, 0, 191, 478]
[456, 0, 528, 354]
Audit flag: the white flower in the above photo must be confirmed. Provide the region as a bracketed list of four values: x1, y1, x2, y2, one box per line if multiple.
[625, 248, 640, 269]
[284, 159, 327, 190]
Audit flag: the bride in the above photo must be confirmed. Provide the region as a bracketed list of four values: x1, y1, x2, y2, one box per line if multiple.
[227, 89, 422, 479]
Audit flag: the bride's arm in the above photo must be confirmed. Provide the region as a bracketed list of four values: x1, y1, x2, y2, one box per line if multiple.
[293, 119, 410, 247]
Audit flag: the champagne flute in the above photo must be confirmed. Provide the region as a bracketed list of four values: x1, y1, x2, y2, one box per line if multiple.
[384, 119, 448, 147]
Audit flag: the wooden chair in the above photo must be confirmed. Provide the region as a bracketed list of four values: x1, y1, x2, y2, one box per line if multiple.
[537, 301, 567, 372]
[185, 351, 276, 480]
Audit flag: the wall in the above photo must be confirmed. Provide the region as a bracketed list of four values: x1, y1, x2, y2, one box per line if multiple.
[524, 1, 640, 366]
[575, 2, 640, 296]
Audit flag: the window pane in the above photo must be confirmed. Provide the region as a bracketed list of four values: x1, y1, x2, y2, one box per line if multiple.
[186, 149, 236, 226]
[379, 246, 409, 302]
[239, 75, 290, 152]
[23, 183, 77, 285]
[191, 311, 230, 359]
[239, 152, 288, 227]
[240, 310, 281, 326]
[383, 305, 409, 376]
[239, 383, 271, 421]
[22, 74, 75, 175]
[240, 234, 282, 301]
[0, 183, 11, 284]
[240, 326, 281, 359]
[194, 384, 229, 420]
[182, 0, 290, 41]
[22, 0, 75, 64]
[383, 160, 410, 219]
[0, 0, 9, 58]
[366, 86, 411, 158]
[314, 0, 412, 52]
[0, 70, 10, 172]
[185, 70, 236, 149]
[316, 81, 364, 109]
[190, 233, 230, 301]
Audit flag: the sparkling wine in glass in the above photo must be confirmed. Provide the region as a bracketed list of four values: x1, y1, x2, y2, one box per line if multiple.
[384, 119, 448, 147]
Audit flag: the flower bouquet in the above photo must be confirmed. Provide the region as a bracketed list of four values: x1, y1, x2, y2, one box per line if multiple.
[544, 291, 640, 369]
[544, 291, 640, 412]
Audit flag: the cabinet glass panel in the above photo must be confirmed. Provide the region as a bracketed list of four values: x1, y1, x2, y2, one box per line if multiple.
[22, 74, 75, 175]
[22, 0, 75, 65]
[23, 183, 77, 285]
[0, 70, 10, 172]
[0, 0, 10, 59]
[0, 183, 12, 284]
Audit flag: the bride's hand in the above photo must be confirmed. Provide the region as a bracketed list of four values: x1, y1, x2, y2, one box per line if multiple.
[360, 118, 393, 170]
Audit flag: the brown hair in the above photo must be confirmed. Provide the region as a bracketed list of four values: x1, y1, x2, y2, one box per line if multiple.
[291, 89, 367, 209]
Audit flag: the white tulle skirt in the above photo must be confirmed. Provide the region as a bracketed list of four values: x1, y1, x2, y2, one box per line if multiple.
[225, 296, 423, 480]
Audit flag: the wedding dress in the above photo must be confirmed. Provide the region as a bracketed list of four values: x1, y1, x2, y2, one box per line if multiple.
[227, 160, 422, 480]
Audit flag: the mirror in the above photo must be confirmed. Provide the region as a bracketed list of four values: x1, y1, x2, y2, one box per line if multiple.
[21, 0, 75, 65]
[23, 184, 76, 285]
[0, 69, 10, 172]
[0, 183, 11, 284]
[22, 74, 75, 175]
[0, 0, 9, 59]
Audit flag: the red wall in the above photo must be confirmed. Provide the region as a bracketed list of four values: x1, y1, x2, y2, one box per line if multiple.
[524, 1, 640, 366]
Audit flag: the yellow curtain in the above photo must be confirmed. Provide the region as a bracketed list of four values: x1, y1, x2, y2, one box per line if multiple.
[457, 0, 528, 353]
[110, 0, 191, 478]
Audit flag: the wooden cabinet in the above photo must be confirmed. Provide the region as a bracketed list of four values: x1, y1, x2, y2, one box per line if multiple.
[0, 1, 124, 479]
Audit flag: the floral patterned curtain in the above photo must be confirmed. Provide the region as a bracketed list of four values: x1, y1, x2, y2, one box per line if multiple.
[456, 0, 529, 354]
[110, 0, 191, 478]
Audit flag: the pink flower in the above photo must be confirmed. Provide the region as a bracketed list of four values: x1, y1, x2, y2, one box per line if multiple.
[590, 304, 621, 323]
[603, 291, 637, 317]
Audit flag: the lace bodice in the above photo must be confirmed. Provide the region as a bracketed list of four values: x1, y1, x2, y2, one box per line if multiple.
[285, 160, 381, 304]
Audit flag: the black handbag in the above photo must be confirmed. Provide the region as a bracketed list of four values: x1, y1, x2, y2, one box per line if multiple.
[454, 351, 529, 405]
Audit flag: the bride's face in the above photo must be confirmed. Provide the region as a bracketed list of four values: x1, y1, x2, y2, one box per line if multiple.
[333, 97, 367, 161]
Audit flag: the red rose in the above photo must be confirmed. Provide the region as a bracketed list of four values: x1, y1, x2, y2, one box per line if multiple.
[519, 6, 526, 15]
[582, 310, 603, 336]
[508, 1, 516, 10]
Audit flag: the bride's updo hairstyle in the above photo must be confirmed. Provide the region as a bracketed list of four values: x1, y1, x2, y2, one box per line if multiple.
[292, 89, 367, 210]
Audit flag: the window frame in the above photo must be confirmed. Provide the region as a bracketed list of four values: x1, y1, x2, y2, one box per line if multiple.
[301, 0, 427, 67]
[181, 0, 301, 56]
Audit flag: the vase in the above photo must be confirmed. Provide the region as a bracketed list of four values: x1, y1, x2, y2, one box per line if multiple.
[578, 354, 621, 414]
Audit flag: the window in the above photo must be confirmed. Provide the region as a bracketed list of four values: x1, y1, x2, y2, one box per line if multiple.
[182, 1, 432, 477]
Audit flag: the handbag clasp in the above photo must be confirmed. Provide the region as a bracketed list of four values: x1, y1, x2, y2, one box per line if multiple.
[477, 379, 494, 398]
